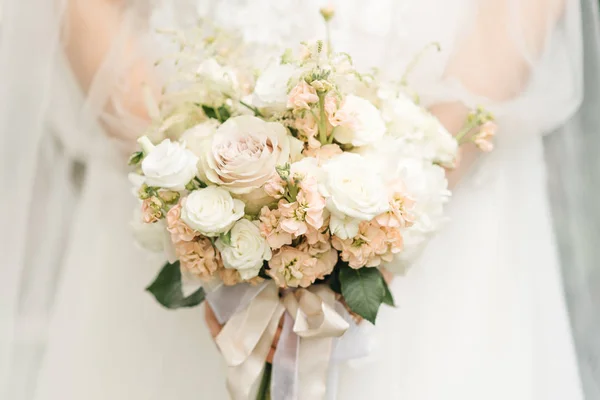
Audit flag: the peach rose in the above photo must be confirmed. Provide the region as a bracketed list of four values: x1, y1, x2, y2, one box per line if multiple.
[166, 202, 199, 243]
[175, 237, 221, 281]
[287, 80, 319, 111]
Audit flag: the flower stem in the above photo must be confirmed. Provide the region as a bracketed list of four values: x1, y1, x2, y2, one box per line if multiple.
[325, 22, 332, 56]
[256, 362, 272, 400]
[455, 120, 478, 144]
[240, 100, 264, 117]
[317, 92, 328, 145]
[400, 42, 441, 86]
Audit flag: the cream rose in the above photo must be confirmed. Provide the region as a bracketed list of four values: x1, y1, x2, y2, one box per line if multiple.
[215, 219, 272, 280]
[199, 115, 302, 194]
[140, 136, 199, 190]
[180, 187, 245, 237]
[320, 153, 390, 239]
[331, 95, 386, 147]
[180, 120, 219, 157]
[253, 63, 297, 113]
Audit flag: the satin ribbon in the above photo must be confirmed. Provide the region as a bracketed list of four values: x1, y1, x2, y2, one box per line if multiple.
[210, 281, 364, 400]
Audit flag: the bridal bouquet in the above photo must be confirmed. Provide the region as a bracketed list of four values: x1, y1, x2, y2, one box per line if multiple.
[129, 9, 495, 400]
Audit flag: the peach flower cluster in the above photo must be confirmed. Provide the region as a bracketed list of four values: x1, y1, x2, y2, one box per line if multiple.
[332, 220, 403, 269]
[166, 203, 199, 243]
[375, 181, 416, 229]
[267, 239, 337, 288]
[474, 121, 497, 152]
[166, 202, 222, 281]
[141, 197, 163, 223]
[175, 238, 222, 280]
[287, 81, 319, 111]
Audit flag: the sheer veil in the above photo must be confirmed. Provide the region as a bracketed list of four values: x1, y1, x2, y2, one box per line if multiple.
[544, 0, 600, 395]
[0, 0, 598, 398]
[0, 0, 67, 394]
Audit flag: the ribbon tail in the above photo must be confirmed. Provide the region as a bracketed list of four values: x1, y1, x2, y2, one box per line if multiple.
[226, 302, 285, 400]
[296, 336, 333, 400]
[271, 313, 299, 400]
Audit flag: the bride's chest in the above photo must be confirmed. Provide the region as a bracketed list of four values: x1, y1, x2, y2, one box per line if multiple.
[152, 0, 468, 78]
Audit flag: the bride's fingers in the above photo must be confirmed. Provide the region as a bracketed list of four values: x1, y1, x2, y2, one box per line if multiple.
[379, 267, 394, 285]
[204, 303, 223, 339]
[266, 317, 285, 364]
[266, 347, 276, 364]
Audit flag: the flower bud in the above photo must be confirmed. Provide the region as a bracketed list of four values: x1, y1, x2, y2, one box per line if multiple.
[320, 6, 335, 22]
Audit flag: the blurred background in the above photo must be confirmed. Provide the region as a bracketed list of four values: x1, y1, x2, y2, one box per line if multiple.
[545, 0, 600, 396]
[0, 0, 598, 398]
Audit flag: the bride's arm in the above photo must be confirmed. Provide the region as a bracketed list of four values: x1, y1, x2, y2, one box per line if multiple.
[434, 0, 566, 187]
[63, 0, 157, 141]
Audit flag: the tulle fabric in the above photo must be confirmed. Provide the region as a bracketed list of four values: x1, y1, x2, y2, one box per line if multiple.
[0, 0, 592, 399]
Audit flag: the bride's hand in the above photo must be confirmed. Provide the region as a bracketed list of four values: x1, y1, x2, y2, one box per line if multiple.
[205, 302, 284, 364]
[205, 268, 393, 362]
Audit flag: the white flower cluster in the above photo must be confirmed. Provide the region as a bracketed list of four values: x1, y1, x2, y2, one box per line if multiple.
[130, 31, 463, 287]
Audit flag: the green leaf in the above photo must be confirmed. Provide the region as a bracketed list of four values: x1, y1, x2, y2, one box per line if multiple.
[219, 231, 232, 246]
[328, 266, 342, 295]
[216, 106, 231, 122]
[381, 277, 395, 307]
[202, 105, 218, 120]
[339, 264, 388, 324]
[128, 151, 144, 166]
[201, 105, 230, 123]
[146, 261, 205, 309]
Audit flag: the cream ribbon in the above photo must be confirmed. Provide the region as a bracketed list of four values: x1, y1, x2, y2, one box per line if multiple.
[214, 281, 350, 400]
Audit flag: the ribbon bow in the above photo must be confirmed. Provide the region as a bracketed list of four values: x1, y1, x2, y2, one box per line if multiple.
[208, 281, 363, 400]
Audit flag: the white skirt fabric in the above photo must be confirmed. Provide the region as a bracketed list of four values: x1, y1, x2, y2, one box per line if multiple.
[33, 133, 582, 399]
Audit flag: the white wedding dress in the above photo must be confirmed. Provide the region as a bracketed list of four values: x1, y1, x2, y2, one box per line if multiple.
[0, 0, 588, 399]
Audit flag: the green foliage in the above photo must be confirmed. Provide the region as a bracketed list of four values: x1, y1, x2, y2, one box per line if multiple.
[338, 263, 394, 324]
[201, 104, 231, 123]
[128, 151, 144, 166]
[146, 261, 205, 309]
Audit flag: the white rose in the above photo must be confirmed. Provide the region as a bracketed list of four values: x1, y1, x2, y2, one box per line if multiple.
[380, 92, 458, 166]
[215, 219, 272, 280]
[199, 115, 302, 194]
[320, 153, 390, 239]
[197, 58, 238, 95]
[140, 137, 199, 190]
[333, 95, 386, 147]
[253, 63, 297, 113]
[180, 120, 219, 157]
[290, 157, 323, 182]
[181, 187, 245, 237]
[390, 158, 451, 271]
